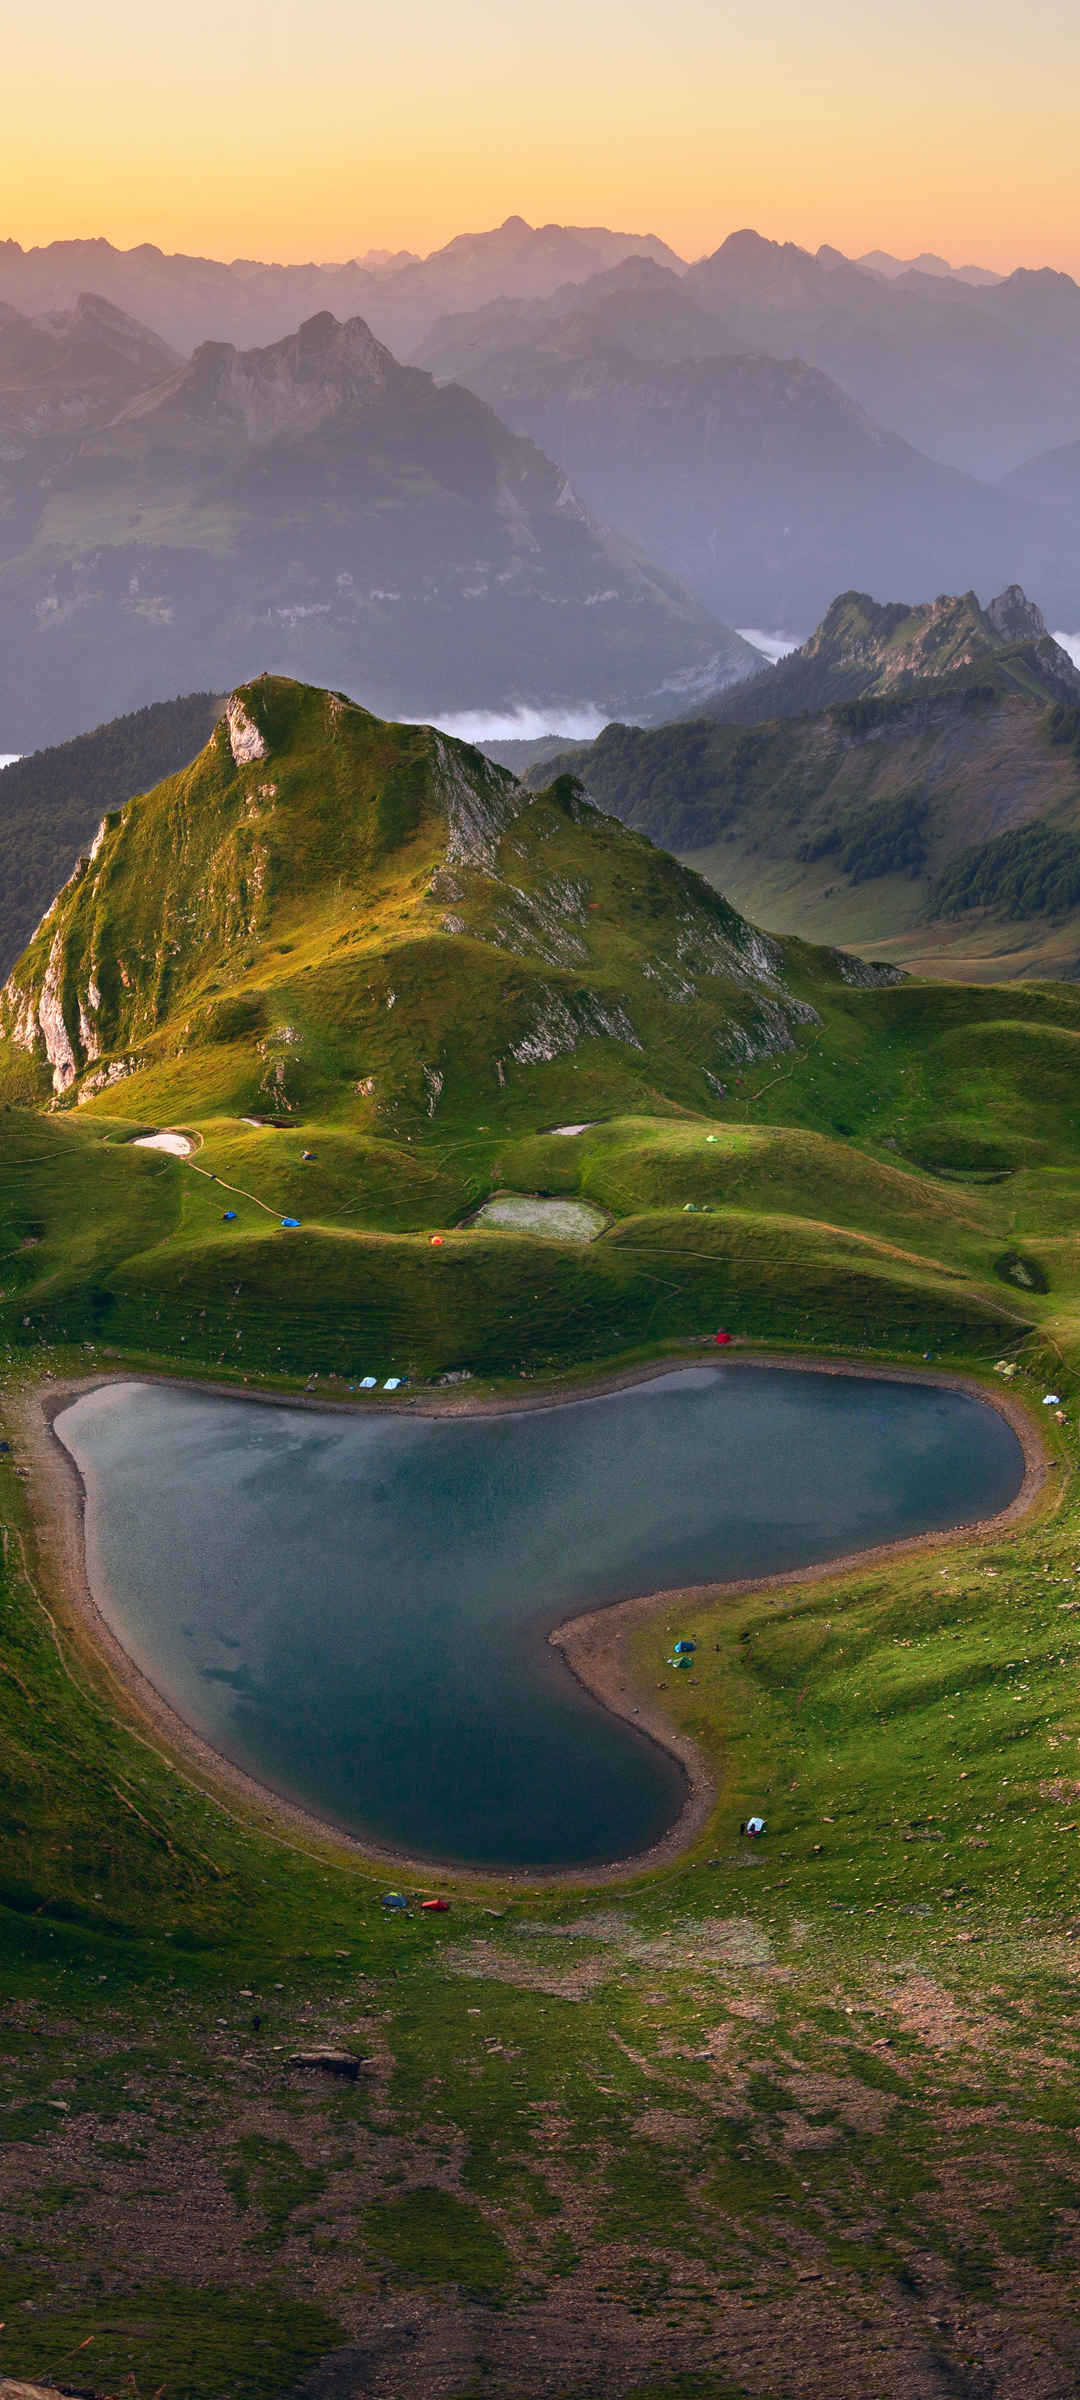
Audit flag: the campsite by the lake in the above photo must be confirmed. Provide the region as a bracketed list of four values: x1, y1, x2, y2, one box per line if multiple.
[19, 1354, 1036, 1878]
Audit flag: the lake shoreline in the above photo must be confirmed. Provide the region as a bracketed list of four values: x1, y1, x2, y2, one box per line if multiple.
[11, 1350, 1052, 1888]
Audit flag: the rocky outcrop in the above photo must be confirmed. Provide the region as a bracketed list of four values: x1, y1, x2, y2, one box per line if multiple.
[435, 736, 526, 870]
[286, 2046, 370, 2080]
[114, 311, 396, 446]
[511, 987, 641, 1065]
[37, 932, 77, 1093]
[227, 693, 268, 766]
[77, 1056, 141, 1102]
[986, 584, 1047, 641]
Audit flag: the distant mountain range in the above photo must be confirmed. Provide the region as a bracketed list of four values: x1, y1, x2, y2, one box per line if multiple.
[0, 291, 179, 441]
[417, 263, 1046, 624]
[3, 216, 1080, 750]
[530, 585, 1080, 981]
[2, 220, 1077, 482]
[857, 249, 1002, 286]
[678, 234, 1080, 479]
[0, 218, 685, 358]
[0, 306, 756, 751]
[421, 230, 1080, 493]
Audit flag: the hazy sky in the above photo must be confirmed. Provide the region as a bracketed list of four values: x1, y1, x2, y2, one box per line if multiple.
[3, 0, 1077, 272]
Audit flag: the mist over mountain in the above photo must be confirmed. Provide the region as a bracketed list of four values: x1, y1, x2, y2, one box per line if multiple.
[1004, 436, 1080, 530]
[5, 221, 1079, 491]
[0, 307, 756, 752]
[418, 264, 1045, 625]
[3, 215, 1080, 747]
[0, 218, 686, 358]
[857, 249, 1003, 286]
[675, 233, 1080, 481]
[0, 292, 179, 436]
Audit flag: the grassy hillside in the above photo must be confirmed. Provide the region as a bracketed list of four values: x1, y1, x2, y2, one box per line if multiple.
[0, 690, 224, 978]
[3, 670, 1064, 1386]
[0, 673, 874, 1124]
[4, 676, 1080, 2394]
[538, 674, 1080, 981]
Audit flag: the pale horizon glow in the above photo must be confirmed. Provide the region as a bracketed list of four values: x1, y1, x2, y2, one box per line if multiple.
[2, 0, 1080, 278]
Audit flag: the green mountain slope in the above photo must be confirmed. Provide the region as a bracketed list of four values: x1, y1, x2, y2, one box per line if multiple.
[1, 674, 853, 1127]
[534, 589, 1080, 979]
[3, 669, 1073, 1391]
[0, 689, 224, 978]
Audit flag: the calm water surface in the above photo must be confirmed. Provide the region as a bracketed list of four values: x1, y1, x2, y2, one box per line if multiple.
[57, 1368, 1024, 1869]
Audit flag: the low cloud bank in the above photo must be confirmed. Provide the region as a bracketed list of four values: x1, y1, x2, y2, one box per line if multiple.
[736, 628, 802, 664]
[1053, 632, 1080, 670]
[424, 704, 612, 744]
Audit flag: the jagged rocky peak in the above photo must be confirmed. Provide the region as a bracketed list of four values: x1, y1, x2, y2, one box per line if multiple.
[985, 584, 1048, 641]
[113, 310, 399, 443]
[770, 582, 1080, 704]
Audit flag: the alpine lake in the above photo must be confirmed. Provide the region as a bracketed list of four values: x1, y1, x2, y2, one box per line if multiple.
[56, 1365, 1025, 1872]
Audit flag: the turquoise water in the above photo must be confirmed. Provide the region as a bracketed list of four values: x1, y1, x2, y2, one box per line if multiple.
[56, 1367, 1024, 1870]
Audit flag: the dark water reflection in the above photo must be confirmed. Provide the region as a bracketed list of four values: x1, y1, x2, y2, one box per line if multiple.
[57, 1368, 1023, 1868]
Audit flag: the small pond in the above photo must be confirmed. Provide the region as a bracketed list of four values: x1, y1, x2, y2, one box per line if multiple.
[56, 1367, 1024, 1871]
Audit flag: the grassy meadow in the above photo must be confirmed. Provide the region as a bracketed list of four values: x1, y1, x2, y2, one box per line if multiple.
[2, 682, 1080, 2396]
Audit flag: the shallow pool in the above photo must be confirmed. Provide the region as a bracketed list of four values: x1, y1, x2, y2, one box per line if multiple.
[56, 1367, 1024, 1870]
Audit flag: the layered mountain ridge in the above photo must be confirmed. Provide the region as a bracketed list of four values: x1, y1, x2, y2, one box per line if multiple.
[0, 219, 687, 357]
[0, 308, 754, 752]
[530, 585, 1080, 980]
[417, 272, 1039, 623]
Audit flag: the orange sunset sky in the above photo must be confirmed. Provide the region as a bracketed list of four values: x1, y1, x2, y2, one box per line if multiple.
[3, 0, 1076, 274]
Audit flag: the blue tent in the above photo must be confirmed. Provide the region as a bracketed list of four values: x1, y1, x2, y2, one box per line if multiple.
[281, 1217, 300, 1229]
[673, 1639, 696, 1655]
[222, 1210, 237, 1222]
